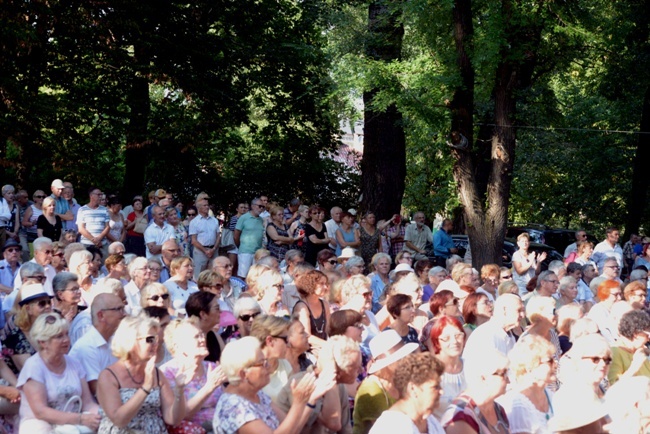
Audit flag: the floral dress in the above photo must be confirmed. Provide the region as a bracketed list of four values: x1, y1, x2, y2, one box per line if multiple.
[212, 391, 279, 434]
[1, 315, 36, 375]
[174, 224, 190, 256]
[266, 222, 290, 261]
[98, 368, 168, 434]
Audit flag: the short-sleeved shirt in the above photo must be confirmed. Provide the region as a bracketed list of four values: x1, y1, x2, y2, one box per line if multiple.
[235, 212, 264, 254]
[189, 214, 220, 247]
[144, 222, 175, 260]
[403, 223, 432, 254]
[17, 353, 87, 421]
[163, 279, 199, 310]
[50, 195, 70, 217]
[496, 390, 552, 434]
[76, 204, 109, 245]
[69, 326, 117, 383]
[370, 411, 444, 434]
[212, 391, 279, 434]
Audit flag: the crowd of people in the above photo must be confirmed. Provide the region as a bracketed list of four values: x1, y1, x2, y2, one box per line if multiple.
[0, 180, 650, 433]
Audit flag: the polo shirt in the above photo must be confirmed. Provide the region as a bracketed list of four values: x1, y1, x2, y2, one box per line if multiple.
[235, 212, 264, 254]
[403, 223, 432, 254]
[50, 194, 70, 217]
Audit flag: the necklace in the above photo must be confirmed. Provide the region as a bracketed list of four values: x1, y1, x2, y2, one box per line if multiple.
[124, 363, 144, 384]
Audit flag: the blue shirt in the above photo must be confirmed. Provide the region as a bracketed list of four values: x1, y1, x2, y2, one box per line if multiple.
[433, 228, 455, 258]
[370, 273, 387, 313]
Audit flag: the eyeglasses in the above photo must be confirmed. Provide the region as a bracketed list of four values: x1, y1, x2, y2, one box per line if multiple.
[501, 274, 513, 280]
[149, 294, 170, 302]
[5, 248, 20, 253]
[217, 264, 233, 269]
[33, 299, 52, 308]
[273, 335, 289, 343]
[42, 250, 53, 255]
[53, 252, 64, 258]
[606, 265, 620, 269]
[148, 267, 161, 272]
[445, 298, 459, 307]
[352, 322, 364, 330]
[136, 267, 151, 272]
[272, 284, 285, 290]
[439, 333, 465, 343]
[582, 356, 612, 365]
[239, 312, 261, 322]
[34, 195, 46, 199]
[102, 306, 125, 313]
[139, 335, 159, 345]
[545, 279, 560, 284]
[28, 275, 46, 283]
[248, 358, 269, 369]
[63, 286, 81, 292]
[208, 284, 223, 291]
[611, 292, 622, 298]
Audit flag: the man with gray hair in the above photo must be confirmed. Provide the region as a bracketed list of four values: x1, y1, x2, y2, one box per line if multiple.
[69, 293, 125, 394]
[404, 211, 433, 261]
[2, 261, 46, 312]
[522, 270, 560, 305]
[630, 268, 648, 288]
[234, 198, 265, 278]
[324, 206, 342, 250]
[12, 237, 55, 295]
[547, 260, 566, 280]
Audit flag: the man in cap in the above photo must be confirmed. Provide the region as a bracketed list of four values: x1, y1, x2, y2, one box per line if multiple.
[50, 179, 73, 224]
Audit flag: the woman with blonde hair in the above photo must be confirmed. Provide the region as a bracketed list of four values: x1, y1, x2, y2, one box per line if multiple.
[36, 197, 62, 242]
[266, 205, 300, 262]
[255, 269, 288, 316]
[163, 256, 198, 313]
[68, 249, 95, 307]
[497, 335, 557, 434]
[124, 256, 152, 316]
[556, 276, 579, 309]
[249, 315, 292, 402]
[521, 296, 561, 390]
[161, 318, 227, 432]
[340, 275, 380, 355]
[140, 282, 173, 316]
[97, 315, 188, 432]
[17, 312, 100, 433]
[245, 263, 272, 298]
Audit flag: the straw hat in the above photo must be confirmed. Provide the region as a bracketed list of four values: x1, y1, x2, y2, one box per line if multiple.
[367, 330, 418, 374]
[337, 247, 357, 263]
[548, 384, 608, 432]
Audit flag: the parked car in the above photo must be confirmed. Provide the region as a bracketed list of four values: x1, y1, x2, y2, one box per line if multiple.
[506, 225, 598, 255]
[450, 234, 563, 270]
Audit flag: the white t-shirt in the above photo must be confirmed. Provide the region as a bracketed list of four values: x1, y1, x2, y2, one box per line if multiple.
[496, 390, 553, 434]
[369, 410, 445, 434]
[17, 353, 87, 421]
[163, 279, 199, 311]
[512, 250, 536, 296]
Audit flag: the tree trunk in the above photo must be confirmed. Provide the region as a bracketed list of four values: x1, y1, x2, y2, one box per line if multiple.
[359, 0, 405, 221]
[123, 44, 151, 200]
[623, 86, 650, 238]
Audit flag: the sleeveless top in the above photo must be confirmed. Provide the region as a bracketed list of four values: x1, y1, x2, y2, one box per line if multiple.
[335, 226, 356, 256]
[98, 367, 168, 434]
[26, 204, 42, 237]
[293, 299, 328, 340]
[108, 215, 124, 241]
[359, 225, 381, 267]
[267, 222, 290, 261]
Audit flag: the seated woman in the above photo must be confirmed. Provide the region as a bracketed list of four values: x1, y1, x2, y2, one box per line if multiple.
[462, 292, 493, 338]
[608, 309, 650, 385]
[428, 290, 461, 321]
[68, 249, 96, 308]
[249, 315, 292, 402]
[369, 352, 445, 434]
[140, 282, 173, 318]
[605, 376, 650, 434]
[163, 256, 199, 313]
[2, 283, 53, 374]
[212, 336, 329, 434]
[96, 315, 187, 433]
[353, 330, 419, 434]
[441, 349, 510, 434]
[17, 312, 100, 433]
[186, 291, 226, 363]
[233, 297, 263, 340]
[284, 319, 313, 374]
[496, 335, 556, 434]
[52, 272, 89, 343]
[255, 270, 289, 317]
[384, 294, 419, 345]
[161, 319, 227, 433]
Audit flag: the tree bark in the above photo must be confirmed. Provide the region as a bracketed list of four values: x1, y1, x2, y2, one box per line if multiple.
[359, 0, 406, 221]
[623, 86, 650, 238]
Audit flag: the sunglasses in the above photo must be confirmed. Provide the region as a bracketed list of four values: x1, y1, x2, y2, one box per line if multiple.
[149, 294, 170, 302]
[273, 335, 289, 343]
[33, 299, 52, 308]
[53, 252, 64, 258]
[501, 274, 513, 280]
[187, 213, 197, 217]
[582, 356, 612, 365]
[34, 195, 46, 199]
[239, 312, 261, 322]
[327, 259, 338, 265]
[139, 335, 159, 344]
[5, 248, 20, 253]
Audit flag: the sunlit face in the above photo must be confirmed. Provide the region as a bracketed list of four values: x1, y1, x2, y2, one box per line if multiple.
[213, 258, 233, 279]
[338, 350, 363, 384]
[476, 296, 494, 318]
[42, 329, 71, 356]
[34, 244, 53, 266]
[44, 201, 55, 215]
[397, 302, 415, 324]
[344, 321, 364, 343]
[27, 296, 53, 318]
[134, 328, 160, 361]
[176, 260, 194, 280]
[627, 290, 647, 310]
[176, 324, 208, 360]
[287, 321, 309, 353]
[58, 281, 82, 305]
[578, 348, 612, 384]
[429, 271, 448, 286]
[418, 377, 443, 414]
[517, 237, 530, 251]
[443, 297, 461, 317]
[561, 283, 578, 300]
[437, 325, 465, 358]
